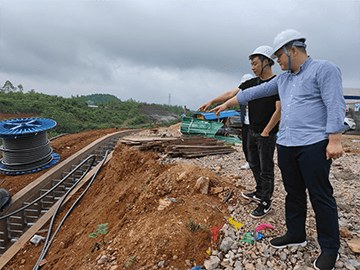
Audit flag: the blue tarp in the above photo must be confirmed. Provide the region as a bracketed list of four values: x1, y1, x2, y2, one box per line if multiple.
[193, 110, 239, 120]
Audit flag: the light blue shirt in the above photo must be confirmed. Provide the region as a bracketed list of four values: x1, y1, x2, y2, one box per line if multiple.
[236, 57, 346, 147]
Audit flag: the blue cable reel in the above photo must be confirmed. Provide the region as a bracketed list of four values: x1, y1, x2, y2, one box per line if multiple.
[0, 118, 60, 175]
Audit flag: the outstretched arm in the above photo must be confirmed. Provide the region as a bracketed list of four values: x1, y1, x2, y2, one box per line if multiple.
[209, 96, 240, 116]
[198, 88, 240, 112]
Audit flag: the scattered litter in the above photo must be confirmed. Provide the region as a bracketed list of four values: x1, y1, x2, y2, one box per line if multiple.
[167, 198, 177, 203]
[228, 217, 244, 230]
[211, 225, 223, 242]
[255, 223, 273, 232]
[206, 249, 211, 255]
[351, 140, 360, 143]
[240, 231, 253, 244]
[255, 232, 265, 240]
[240, 231, 265, 244]
[37, 259, 47, 267]
[189, 266, 203, 270]
[30, 235, 46, 246]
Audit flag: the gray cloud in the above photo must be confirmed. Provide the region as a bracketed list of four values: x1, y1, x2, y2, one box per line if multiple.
[0, 0, 359, 110]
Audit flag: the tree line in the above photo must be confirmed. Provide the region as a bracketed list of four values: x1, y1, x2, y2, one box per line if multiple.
[0, 81, 189, 137]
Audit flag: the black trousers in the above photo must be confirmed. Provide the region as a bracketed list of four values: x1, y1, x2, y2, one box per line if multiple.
[241, 124, 249, 162]
[247, 129, 277, 203]
[277, 140, 340, 254]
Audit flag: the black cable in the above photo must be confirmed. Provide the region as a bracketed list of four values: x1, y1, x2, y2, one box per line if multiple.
[0, 131, 55, 173]
[0, 154, 96, 220]
[49, 133, 70, 141]
[1, 132, 69, 172]
[33, 150, 109, 270]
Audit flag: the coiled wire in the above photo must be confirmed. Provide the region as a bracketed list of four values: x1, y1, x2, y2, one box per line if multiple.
[0, 131, 53, 172]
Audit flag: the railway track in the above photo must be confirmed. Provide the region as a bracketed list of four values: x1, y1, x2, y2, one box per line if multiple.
[0, 129, 139, 267]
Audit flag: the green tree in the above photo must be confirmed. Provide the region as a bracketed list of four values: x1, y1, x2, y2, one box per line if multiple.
[0, 88, 188, 135]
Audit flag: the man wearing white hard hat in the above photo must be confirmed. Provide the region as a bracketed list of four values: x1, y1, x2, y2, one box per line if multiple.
[210, 29, 346, 270]
[199, 45, 281, 219]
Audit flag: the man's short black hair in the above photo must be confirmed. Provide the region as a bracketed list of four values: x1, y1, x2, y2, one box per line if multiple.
[249, 54, 275, 67]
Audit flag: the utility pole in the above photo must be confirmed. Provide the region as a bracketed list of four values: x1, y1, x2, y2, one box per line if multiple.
[168, 93, 171, 106]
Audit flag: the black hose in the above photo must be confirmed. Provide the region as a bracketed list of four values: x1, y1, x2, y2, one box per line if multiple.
[32, 150, 109, 270]
[0, 154, 96, 220]
[49, 133, 70, 141]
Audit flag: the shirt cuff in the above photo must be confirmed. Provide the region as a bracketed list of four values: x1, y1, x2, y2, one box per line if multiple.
[325, 122, 347, 134]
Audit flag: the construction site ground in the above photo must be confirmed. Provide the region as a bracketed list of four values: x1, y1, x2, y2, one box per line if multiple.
[0, 113, 359, 270]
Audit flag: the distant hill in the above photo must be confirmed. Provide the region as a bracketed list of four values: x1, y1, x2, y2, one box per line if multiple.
[139, 104, 181, 122]
[71, 93, 121, 105]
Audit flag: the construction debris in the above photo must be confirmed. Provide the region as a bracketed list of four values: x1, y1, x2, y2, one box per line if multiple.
[119, 135, 236, 158]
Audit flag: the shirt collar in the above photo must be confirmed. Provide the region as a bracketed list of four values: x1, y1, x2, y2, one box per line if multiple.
[287, 56, 312, 77]
[298, 56, 312, 74]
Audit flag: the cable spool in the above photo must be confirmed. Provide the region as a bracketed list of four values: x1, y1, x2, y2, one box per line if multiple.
[0, 118, 60, 175]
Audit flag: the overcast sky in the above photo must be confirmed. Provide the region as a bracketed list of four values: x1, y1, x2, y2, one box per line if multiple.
[0, 0, 359, 110]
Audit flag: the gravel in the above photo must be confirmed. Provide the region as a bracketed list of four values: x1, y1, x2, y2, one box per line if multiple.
[137, 128, 360, 269]
[173, 140, 360, 270]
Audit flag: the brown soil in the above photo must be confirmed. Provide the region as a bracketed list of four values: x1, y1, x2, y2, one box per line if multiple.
[4, 143, 242, 270]
[0, 114, 41, 121]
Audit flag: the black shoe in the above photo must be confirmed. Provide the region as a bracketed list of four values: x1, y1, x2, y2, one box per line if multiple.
[270, 235, 307, 249]
[242, 191, 261, 202]
[313, 252, 339, 270]
[250, 201, 271, 219]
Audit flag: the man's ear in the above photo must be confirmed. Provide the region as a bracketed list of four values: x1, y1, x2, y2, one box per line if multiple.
[292, 46, 298, 56]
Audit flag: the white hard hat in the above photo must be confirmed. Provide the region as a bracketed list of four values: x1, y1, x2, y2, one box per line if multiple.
[248, 45, 274, 60]
[241, 74, 253, 83]
[272, 29, 306, 57]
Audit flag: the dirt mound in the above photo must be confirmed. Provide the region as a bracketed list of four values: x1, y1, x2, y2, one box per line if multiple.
[5, 143, 244, 270]
[139, 104, 181, 123]
[0, 113, 41, 121]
